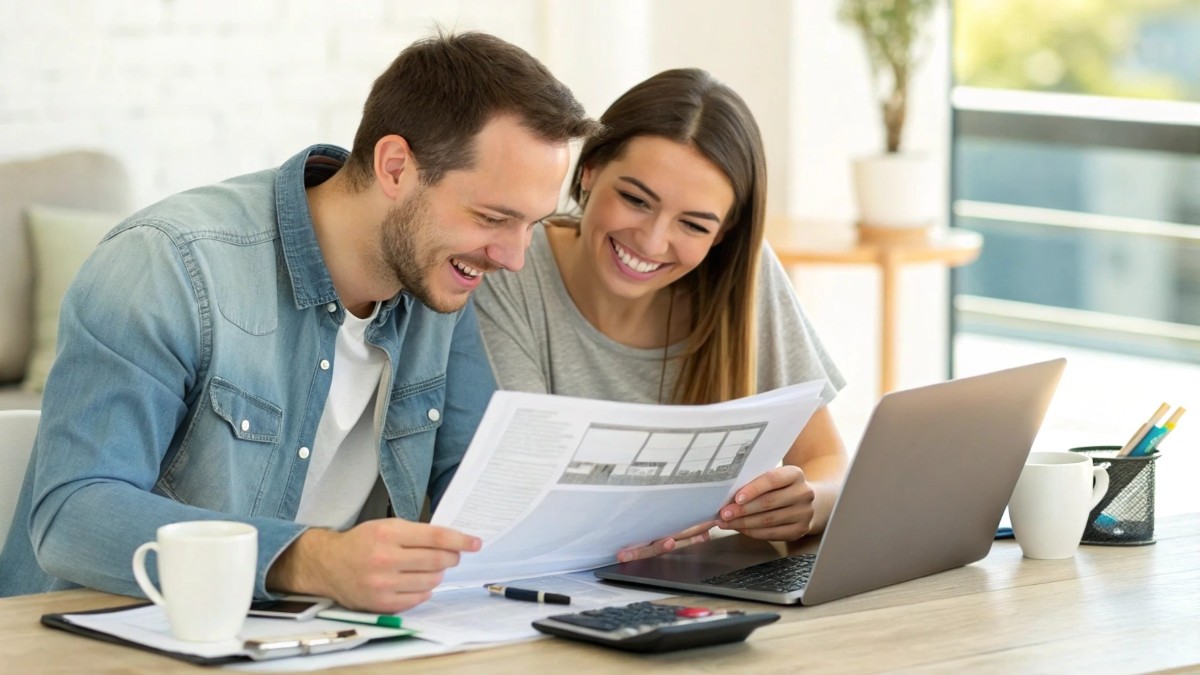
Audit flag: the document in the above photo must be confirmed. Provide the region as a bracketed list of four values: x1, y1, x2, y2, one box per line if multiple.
[432, 380, 826, 586]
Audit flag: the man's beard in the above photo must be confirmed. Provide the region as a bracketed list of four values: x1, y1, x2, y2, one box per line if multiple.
[379, 186, 463, 314]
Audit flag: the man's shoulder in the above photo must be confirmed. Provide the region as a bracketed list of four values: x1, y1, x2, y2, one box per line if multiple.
[117, 168, 281, 244]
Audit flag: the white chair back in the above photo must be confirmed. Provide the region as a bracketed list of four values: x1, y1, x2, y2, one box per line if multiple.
[0, 410, 40, 545]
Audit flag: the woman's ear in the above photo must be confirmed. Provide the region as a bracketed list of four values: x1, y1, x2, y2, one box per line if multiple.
[580, 163, 596, 192]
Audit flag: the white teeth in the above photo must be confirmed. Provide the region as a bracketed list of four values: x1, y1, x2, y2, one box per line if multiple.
[452, 259, 481, 278]
[611, 239, 663, 274]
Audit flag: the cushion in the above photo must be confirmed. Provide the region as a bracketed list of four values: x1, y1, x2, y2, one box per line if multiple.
[21, 205, 123, 393]
[0, 151, 131, 383]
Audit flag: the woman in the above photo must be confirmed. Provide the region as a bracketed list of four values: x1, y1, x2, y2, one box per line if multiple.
[473, 68, 848, 560]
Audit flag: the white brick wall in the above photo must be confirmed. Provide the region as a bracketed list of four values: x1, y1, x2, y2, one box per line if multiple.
[0, 0, 545, 208]
[0, 0, 954, 416]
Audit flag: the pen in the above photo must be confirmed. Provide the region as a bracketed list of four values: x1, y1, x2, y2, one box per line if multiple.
[1116, 402, 1170, 457]
[316, 609, 403, 629]
[1130, 407, 1185, 457]
[485, 583, 571, 605]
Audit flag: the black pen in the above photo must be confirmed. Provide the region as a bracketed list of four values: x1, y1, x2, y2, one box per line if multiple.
[485, 583, 571, 605]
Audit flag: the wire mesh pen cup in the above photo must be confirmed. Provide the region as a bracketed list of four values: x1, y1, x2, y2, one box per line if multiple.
[1069, 445, 1160, 546]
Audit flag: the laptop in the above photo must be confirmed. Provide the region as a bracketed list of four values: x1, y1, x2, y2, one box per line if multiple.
[594, 358, 1066, 606]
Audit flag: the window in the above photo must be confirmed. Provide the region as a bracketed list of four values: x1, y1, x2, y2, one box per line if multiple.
[951, 0, 1200, 362]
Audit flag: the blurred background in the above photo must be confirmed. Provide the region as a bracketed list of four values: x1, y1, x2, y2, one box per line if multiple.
[1, 0, 1195, 513]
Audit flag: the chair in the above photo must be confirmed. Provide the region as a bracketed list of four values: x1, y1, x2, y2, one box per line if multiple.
[0, 410, 39, 544]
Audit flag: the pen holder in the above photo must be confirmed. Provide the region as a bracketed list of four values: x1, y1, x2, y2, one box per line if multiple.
[1069, 446, 1159, 546]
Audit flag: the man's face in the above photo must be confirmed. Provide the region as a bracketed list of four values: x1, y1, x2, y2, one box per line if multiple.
[380, 115, 570, 314]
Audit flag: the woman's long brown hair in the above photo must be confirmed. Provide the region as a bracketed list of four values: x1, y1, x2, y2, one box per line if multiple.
[569, 68, 767, 404]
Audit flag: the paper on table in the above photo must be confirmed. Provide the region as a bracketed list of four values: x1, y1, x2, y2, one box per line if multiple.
[404, 571, 669, 645]
[230, 572, 669, 671]
[432, 380, 826, 587]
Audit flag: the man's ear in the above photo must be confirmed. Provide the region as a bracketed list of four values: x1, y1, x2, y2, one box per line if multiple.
[374, 135, 414, 199]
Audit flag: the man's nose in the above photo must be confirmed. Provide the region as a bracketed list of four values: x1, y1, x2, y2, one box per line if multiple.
[486, 226, 530, 272]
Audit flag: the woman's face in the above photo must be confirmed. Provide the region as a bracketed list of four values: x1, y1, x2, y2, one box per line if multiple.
[578, 136, 735, 301]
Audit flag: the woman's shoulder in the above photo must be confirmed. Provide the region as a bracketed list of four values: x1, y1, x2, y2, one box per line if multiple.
[754, 240, 793, 293]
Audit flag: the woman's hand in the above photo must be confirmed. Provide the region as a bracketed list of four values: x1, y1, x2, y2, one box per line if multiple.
[715, 465, 817, 541]
[615, 520, 718, 563]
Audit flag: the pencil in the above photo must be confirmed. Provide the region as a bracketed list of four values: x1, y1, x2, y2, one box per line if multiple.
[1163, 406, 1186, 429]
[1116, 402, 1170, 457]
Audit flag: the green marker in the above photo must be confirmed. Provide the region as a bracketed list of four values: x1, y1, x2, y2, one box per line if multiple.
[317, 609, 403, 629]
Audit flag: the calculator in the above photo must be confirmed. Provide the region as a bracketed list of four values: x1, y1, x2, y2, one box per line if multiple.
[531, 601, 780, 653]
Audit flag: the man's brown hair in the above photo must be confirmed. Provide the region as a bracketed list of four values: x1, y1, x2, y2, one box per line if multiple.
[346, 31, 597, 187]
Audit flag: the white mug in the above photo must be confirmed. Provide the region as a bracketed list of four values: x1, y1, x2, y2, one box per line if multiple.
[1008, 452, 1109, 560]
[132, 520, 257, 642]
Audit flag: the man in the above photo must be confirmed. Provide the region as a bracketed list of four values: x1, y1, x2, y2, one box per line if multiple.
[0, 32, 597, 613]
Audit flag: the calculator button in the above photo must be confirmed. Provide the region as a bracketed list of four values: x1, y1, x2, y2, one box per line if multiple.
[675, 607, 713, 619]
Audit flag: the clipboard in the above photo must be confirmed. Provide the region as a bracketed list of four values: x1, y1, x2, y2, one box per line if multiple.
[42, 602, 415, 666]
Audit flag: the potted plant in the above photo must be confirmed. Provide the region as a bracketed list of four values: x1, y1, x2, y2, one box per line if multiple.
[839, 0, 939, 235]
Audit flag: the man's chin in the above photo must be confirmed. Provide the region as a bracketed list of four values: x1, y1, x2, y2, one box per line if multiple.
[412, 290, 470, 315]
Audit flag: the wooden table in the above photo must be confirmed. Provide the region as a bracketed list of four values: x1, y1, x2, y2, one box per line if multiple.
[3, 512, 1198, 673]
[770, 224, 983, 395]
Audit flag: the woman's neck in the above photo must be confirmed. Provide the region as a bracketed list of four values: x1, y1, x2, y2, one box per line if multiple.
[547, 225, 685, 349]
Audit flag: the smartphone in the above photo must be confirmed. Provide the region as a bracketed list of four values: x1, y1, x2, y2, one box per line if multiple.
[248, 597, 333, 621]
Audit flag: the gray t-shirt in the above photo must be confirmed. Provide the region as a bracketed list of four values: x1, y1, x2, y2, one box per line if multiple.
[474, 225, 845, 405]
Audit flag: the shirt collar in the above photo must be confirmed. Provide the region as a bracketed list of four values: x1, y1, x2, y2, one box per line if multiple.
[275, 144, 404, 318]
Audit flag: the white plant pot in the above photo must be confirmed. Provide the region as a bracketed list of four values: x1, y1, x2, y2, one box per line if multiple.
[851, 153, 938, 229]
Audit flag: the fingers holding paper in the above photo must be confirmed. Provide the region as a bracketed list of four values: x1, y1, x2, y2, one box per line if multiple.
[716, 465, 818, 541]
[615, 520, 717, 563]
[268, 519, 481, 613]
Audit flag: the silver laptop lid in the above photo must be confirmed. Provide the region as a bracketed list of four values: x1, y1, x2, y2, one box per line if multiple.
[799, 358, 1065, 604]
[595, 359, 1066, 606]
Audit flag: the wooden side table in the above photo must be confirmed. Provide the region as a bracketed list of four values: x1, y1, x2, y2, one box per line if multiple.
[769, 224, 983, 395]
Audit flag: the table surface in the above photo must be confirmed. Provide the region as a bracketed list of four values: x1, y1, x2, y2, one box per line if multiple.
[767, 225, 984, 395]
[3, 512, 1198, 673]
[768, 224, 983, 267]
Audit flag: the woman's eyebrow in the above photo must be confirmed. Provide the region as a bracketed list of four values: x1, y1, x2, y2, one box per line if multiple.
[617, 176, 660, 201]
[617, 175, 721, 222]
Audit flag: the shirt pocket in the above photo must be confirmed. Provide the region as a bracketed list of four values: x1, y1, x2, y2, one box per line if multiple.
[160, 377, 283, 513]
[209, 377, 283, 444]
[383, 374, 447, 440]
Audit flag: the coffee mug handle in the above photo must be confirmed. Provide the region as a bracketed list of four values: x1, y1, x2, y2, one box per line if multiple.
[132, 541, 167, 607]
[1088, 466, 1110, 510]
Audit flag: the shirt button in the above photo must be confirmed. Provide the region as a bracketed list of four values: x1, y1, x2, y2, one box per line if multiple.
[326, 303, 337, 313]
[298, 447, 310, 460]
[240, 419, 250, 432]
[427, 408, 440, 422]
[320, 359, 330, 370]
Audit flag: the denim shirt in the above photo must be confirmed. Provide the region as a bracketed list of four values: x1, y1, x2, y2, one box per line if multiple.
[0, 145, 496, 599]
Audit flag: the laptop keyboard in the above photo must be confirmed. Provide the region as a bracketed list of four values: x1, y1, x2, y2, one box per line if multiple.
[700, 554, 817, 593]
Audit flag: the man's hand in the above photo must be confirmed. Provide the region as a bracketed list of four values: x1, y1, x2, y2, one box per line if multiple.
[268, 519, 481, 613]
[615, 520, 717, 563]
[715, 465, 817, 541]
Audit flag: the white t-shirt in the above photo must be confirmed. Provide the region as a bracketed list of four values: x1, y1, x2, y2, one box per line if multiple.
[295, 303, 387, 530]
